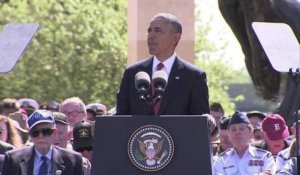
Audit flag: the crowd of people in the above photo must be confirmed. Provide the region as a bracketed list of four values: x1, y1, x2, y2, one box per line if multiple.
[0, 98, 298, 175]
[0, 97, 108, 175]
[210, 103, 298, 175]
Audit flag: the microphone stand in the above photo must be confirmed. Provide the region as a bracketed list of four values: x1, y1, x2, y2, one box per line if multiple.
[138, 90, 153, 115]
[288, 68, 300, 171]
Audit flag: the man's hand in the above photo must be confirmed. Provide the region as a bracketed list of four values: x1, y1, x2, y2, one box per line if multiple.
[202, 114, 217, 136]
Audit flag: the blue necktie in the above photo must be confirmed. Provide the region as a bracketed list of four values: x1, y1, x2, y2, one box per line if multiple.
[38, 156, 48, 175]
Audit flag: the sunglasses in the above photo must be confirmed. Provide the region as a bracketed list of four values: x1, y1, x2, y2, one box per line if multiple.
[75, 146, 93, 152]
[29, 128, 54, 138]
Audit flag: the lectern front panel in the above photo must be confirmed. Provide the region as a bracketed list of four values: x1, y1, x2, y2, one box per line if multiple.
[92, 115, 212, 175]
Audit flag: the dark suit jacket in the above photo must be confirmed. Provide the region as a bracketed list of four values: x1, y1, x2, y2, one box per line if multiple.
[0, 140, 14, 155]
[2, 145, 84, 175]
[116, 56, 209, 115]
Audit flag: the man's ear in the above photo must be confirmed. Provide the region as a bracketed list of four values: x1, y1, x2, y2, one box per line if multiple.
[173, 33, 181, 43]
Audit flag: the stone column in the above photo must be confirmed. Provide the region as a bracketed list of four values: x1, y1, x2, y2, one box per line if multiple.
[127, 0, 195, 65]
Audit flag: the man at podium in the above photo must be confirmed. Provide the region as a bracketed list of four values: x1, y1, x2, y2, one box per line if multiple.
[116, 13, 209, 116]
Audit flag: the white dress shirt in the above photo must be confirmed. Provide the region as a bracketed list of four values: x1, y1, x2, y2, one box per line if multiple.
[152, 53, 176, 76]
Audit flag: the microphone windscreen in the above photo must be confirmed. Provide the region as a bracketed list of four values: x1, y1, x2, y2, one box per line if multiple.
[135, 71, 151, 90]
[152, 70, 168, 88]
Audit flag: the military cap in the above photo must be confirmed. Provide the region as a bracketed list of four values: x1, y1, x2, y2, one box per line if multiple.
[229, 111, 250, 126]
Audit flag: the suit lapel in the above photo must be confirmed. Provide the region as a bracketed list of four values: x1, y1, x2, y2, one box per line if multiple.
[52, 147, 65, 175]
[20, 146, 35, 175]
[159, 57, 184, 114]
[141, 56, 154, 77]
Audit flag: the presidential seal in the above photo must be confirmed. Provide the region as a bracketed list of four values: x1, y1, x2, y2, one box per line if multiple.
[128, 125, 174, 172]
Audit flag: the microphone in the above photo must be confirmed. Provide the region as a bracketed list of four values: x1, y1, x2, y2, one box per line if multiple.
[135, 71, 151, 101]
[152, 70, 168, 100]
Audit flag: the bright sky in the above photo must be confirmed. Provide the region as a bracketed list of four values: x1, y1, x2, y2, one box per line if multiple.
[197, 0, 245, 69]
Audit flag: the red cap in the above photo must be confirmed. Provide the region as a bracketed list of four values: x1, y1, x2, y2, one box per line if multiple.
[262, 114, 289, 140]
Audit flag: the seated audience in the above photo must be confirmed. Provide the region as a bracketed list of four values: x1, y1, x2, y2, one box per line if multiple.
[214, 111, 274, 175]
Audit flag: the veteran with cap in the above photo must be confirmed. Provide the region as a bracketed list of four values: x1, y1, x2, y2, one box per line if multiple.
[214, 111, 274, 175]
[73, 120, 94, 163]
[2, 109, 84, 175]
[252, 114, 290, 158]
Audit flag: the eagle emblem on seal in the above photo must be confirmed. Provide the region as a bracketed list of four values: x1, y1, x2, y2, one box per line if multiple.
[128, 125, 174, 172]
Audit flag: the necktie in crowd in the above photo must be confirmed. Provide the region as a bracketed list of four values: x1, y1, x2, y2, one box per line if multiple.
[38, 156, 48, 175]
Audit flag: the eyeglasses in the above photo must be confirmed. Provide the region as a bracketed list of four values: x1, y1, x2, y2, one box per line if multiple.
[75, 146, 93, 152]
[29, 128, 54, 138]
[62, 110, 84, 116]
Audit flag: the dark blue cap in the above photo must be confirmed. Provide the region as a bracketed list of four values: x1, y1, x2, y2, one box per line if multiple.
[229, 111, 250, 126]
[27, 110, 54, 130]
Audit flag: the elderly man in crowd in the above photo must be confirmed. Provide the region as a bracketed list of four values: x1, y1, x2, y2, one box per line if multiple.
[214, 111, 274, 175]
[53, 112, 91, 175]
[59, 97, 87, 131]
[2, 110, 84, 175]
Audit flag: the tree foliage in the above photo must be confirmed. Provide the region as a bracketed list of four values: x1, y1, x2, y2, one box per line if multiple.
[0, 0, 127, 108]
[195, 6, 238, 115]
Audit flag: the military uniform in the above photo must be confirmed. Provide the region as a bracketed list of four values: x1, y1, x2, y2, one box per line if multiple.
[275, 140, 297, 174]
[214, 145, 274, 175]
[277, 157, 297, 175]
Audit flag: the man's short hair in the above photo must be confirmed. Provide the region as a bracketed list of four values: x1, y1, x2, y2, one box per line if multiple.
[59, 97, 86, 114]
[210, 103, 224, 113]
[151, 13, 182, 34]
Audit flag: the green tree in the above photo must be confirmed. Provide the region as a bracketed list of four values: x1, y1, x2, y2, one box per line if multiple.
[195, 5, 238, 115]
[0, 0, 127, 108]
